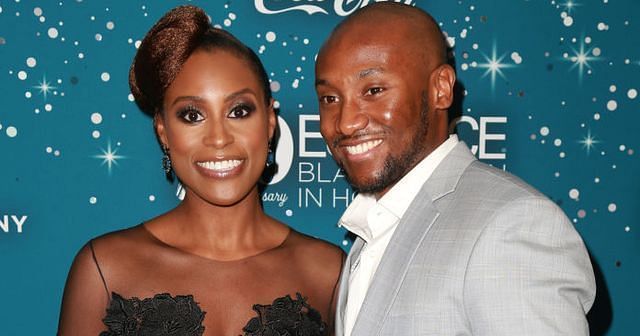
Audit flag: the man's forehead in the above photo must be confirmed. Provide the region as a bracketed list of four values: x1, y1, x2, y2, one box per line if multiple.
[319, 7, 446, 66]
[332, 18, 412, 45]
[319, 38, 394, 65]
[319, 20, 429, 64]
[316, 44, 394, 81]
[318, 31, 428, 78]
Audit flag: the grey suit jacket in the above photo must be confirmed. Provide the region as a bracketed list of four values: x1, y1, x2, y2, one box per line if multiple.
[336, 142, 596, 336]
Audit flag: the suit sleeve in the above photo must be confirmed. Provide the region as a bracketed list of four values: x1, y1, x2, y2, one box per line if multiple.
[463, 196, 596, 335]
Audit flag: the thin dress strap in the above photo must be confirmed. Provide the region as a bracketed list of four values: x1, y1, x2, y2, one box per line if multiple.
[88, 240, 110, 300]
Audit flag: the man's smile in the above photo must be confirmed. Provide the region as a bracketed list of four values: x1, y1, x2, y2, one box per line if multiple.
[343, 139, 383, 155]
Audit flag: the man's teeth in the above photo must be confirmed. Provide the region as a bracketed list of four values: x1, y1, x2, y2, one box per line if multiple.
[197, 160, 243, 171]
[345, 140, 383, 155]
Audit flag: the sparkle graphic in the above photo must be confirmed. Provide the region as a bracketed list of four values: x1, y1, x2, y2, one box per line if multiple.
[578, 130, 601, 155]
[32, 75, 57, 100]
[565, 41, 601, 82]
[560, 1, 581, 14]
[93, 141, 125, 174]
[477, 43, 516, 92]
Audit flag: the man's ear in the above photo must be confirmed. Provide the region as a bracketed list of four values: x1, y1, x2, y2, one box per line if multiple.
[267, 98, 277, 142]
[154, 113, 169, 147]
[431, 64, 456, 110]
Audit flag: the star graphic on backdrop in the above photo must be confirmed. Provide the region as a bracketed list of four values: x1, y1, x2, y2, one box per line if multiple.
[578, 130, 600, 155]
[33, 75, 57, 100]
[93, 141, 125, 174]
[565, 41, 601, 82]
[560, 1, 581, 14]
[477, 43, 516, 92]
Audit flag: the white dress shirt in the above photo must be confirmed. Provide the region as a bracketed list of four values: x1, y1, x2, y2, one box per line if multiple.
[339, 135, 459, 336]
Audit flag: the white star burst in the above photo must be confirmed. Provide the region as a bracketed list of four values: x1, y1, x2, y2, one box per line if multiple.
[93, 142, 125, 174]
[560, 1, 581, 14]
[33, 75, 57, 100]
[477, 44, 516, 92]
[565, 41, 601, 82]
[578, 130, 600, 155]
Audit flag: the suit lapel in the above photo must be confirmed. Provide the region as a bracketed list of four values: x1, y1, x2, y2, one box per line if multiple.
[350, 195, 440, 336]
[350, 142, 477, 336]
[335, 237, 365, 336]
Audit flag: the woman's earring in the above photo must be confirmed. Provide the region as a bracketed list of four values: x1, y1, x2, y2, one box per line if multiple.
[265, 140, 274, 167]
[259, 140, 276, 186]
[162, 145, 172, 177]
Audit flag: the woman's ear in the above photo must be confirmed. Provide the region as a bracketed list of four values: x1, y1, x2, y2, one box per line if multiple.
[154, 112, 169, 147]
[267, 98, 277, 141]
[431, 64, 456, 110]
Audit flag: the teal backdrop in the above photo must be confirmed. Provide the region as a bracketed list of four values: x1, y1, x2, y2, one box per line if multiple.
[0, 0, 638, 334]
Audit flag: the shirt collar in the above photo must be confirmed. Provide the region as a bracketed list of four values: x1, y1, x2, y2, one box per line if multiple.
[339, 135, 459, 240]
[338, 193, 377, 241]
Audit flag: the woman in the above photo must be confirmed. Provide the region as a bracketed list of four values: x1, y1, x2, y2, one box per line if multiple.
[58, 5, 344, 336]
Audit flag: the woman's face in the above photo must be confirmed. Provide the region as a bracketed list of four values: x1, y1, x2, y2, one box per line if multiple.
[156, 49, 275, 206]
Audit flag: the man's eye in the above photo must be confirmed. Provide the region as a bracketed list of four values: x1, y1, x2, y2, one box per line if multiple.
[178, 107, 204, 123]
[365, 87, 384, 96]
[320, 96, 338, 104]
[228, 104, 254, 118]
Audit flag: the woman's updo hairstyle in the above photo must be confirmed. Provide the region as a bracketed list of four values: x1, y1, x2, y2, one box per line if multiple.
[129, 5, 272, 116]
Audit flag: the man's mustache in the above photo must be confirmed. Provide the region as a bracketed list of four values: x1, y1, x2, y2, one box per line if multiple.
[331, 130, 390, 149]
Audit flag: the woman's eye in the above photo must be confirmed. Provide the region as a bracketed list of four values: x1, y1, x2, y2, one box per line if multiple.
[228, 104, 254, 118]
[178, 107, 204, 123]
[365, 87, 384, 96]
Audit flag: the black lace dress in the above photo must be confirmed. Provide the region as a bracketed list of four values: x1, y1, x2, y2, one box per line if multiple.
[100, 292, 327, 336]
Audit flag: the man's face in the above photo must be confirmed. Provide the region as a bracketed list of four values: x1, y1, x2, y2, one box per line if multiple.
[315, 34, 435, 196]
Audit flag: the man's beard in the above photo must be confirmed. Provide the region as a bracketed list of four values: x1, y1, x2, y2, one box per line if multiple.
[342, 93, 430, 194]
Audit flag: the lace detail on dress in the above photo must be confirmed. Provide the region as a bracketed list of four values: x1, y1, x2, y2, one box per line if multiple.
[100, 292, 206, 336]
[242, 293, 327, 336]
[99, 292, 326, 336]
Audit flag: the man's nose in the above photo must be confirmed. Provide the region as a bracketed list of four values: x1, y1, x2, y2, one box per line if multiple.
[336, 99, 368, 136]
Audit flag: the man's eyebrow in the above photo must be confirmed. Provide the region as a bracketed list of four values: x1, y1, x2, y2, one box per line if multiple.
[358, 67, 384, 79]
[315, 78, 329, 87]
[315, 67, 385, 87]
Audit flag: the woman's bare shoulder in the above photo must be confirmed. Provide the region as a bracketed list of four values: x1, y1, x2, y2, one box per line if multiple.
[88, 224, 155, 256]
[288, 229, 344, 257]
[285, 229, 346, 279]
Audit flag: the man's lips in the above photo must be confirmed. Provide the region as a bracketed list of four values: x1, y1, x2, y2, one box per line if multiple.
[342, 139, 383, 155]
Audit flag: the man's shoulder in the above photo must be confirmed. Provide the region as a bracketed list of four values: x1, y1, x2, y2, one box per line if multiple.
[458, 160, 546, 202]
[432, 158, 576, 248]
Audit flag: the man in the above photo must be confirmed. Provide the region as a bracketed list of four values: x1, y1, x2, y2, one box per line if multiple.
[315, 3, 596, 335]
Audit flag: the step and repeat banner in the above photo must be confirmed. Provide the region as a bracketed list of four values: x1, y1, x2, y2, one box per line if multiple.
[1, 0, 637, 334]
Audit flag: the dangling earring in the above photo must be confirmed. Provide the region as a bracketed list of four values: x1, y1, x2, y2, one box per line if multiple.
[259, 140, 276, 186]
[265, 140, 274, 167]
[161, 145, 172, 177]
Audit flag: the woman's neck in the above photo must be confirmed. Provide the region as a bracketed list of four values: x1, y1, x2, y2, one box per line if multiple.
[148, 186, 287, 261]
